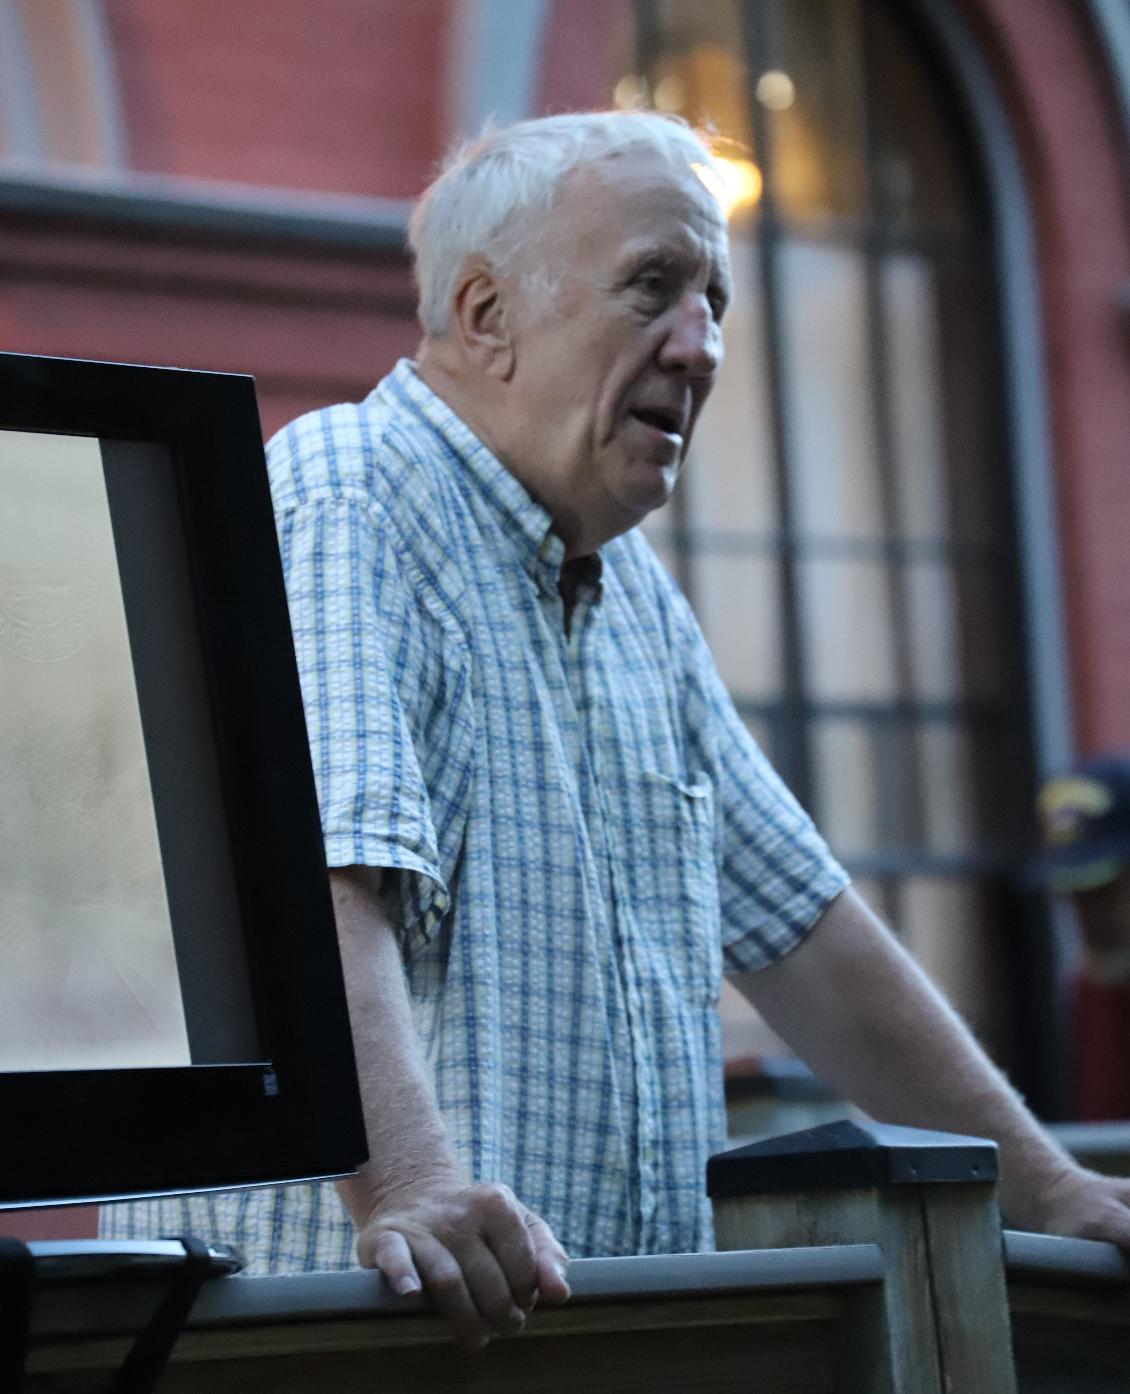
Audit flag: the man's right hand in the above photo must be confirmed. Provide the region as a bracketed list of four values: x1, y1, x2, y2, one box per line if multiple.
[328, 868, 568, 1351]
[356, 1178, 570, 1351]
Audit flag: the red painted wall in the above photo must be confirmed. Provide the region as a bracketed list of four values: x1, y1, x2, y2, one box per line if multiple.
[103, 0, 452, 199]
[0, 216, 420, 435]
[537, 0, 632, 114]
[957, 0, 1130, 754]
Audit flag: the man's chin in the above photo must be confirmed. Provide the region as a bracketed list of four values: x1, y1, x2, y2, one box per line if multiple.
[618, 479, 677, 531]
[629, 460, 680, 509]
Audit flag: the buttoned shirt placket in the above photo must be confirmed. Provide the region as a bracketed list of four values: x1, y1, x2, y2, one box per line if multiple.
[533, 532, 662, 1253]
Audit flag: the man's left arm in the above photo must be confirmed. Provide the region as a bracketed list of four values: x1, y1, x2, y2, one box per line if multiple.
[731, 885, 1130, 1245]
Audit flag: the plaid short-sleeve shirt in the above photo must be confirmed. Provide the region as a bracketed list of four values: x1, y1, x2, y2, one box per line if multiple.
[102, 360, 847, 1270]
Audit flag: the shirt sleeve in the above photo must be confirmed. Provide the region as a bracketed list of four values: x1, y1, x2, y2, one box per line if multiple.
[677, 595, 851, 974]
[274, 492, 453, 957]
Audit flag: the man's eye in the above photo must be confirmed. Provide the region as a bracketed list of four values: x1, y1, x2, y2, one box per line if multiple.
[636, 272, 669, 296]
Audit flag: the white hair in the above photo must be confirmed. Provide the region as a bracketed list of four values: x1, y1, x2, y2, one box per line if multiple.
[408, 110, 720, 337]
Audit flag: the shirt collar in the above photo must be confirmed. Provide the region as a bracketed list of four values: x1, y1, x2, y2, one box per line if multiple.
[375, 359, 602, 599]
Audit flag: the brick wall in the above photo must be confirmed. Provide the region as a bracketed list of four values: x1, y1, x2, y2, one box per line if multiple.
[102, 0, 452, 198]
[0, 213, 419, 433]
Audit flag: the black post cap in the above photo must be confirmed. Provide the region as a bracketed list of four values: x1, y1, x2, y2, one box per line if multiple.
[707, 1119, 999, 1199]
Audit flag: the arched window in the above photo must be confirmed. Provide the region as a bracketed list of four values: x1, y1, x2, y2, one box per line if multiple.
[627, 0, 1043, 1080]
[0, 0, 122, 167]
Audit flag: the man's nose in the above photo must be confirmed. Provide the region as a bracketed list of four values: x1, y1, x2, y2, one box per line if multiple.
[660, 295, 723, 377]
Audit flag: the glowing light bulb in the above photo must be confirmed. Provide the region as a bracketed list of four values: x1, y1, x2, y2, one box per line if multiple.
[692, 157, 763, 219]
[653, 74, 686, 113]
[613, 74, 649, 110]
[755, 70, 796, 112]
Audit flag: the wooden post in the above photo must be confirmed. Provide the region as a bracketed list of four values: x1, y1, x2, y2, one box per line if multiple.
[708, 1120, 1018, 1394]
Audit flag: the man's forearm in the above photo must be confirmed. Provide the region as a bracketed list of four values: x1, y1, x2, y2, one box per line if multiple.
[327, 866, 570, 1347]
[731, 887, 1080, 1229]
[329, 866, 464, 1225]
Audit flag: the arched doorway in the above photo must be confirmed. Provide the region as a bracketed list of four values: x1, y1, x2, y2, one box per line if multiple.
[616, 0, 1057, 1105]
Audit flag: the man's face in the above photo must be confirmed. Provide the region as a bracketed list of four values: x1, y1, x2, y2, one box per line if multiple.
[500, 152, 731, 555]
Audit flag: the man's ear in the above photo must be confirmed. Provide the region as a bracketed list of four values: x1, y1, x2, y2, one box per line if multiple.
[451, 260, 516, 380]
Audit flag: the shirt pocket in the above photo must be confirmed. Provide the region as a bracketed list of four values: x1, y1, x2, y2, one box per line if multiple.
[619, 769, 723, 1006]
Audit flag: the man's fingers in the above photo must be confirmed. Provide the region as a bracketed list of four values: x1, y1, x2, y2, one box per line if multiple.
[366, 1228, 421, 1296]
[524, 1212, 571, 1304]
[355, 1185, 564, 1350]
[406, 1231, 495, 1352]
[447, 1234, 529, 1335]
[474, 1184, 539, 1310]
[1040, 1171, 1130, 1250]
[1079, 1188, 1130, 1248]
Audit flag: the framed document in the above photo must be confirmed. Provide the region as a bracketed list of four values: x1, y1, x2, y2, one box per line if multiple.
[0, 352, 365, 1206]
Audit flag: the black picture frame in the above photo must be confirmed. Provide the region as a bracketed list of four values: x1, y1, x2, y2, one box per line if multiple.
[0, 351, 366, 1206]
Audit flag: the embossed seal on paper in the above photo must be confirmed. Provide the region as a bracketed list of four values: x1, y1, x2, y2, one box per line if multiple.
[0, 561, 96, 662]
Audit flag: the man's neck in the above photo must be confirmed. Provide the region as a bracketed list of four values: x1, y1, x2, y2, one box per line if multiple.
[414, 345, 615, 562]
[414, 350, 506, 462]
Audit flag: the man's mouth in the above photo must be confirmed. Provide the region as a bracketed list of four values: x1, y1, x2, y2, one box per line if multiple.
[629, 406, 685, 445]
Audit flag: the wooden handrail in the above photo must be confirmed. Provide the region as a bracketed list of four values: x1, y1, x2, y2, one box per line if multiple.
[29, 1242, 885, 1338]
[1004, 1230, 1130, 1287]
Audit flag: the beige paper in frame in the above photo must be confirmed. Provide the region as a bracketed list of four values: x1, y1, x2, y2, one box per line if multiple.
[0, 428, 191, 1071]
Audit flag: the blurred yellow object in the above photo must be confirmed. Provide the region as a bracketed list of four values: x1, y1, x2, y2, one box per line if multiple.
[1038, 776, 1116, 844]
[691, 156, 762, 219]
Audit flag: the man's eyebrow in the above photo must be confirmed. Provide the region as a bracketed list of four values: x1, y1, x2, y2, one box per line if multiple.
[619, 246, 683, 275]
[617, 245, 717, 287]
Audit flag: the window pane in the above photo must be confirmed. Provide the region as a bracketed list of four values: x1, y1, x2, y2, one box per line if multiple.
[17, 0, 114, 166]
[971, 724, 1029, 855]
[694, 552, 782, 699]
[670, 40, 751, 149]
[813, 718, 879, 858]
[683, 232, 778, 534]
[742, 712, 775, 760]
[851, 875, 894, 924]
[917, 723, 977, 856]
[640, 529, 680, 586]
[865, 0, 969, 229]
[937, 261, 998, 547]
[899, 878, 1002, 1050]
[764, 0, 866, 222]
[905, 560, 960, 702]
[718, 978, 788, 1063]
[799, 559, 897, 701]
[958, 565, 1010, 702]
[779, 241, 882, 539]
[905, 559, 1012, 704]
[884, 254, 950, 543]
[638, 505, 673, 548]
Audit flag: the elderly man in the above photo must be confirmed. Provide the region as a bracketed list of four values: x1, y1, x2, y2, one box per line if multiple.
[104, 111, 1130, 1350]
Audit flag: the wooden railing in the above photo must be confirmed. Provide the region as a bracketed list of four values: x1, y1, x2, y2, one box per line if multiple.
[22, 1122, 1130, 1393]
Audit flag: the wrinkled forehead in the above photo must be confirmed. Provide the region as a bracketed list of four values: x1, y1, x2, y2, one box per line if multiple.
[574, 144, 725, 212]
[555, 148, 729, 252]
